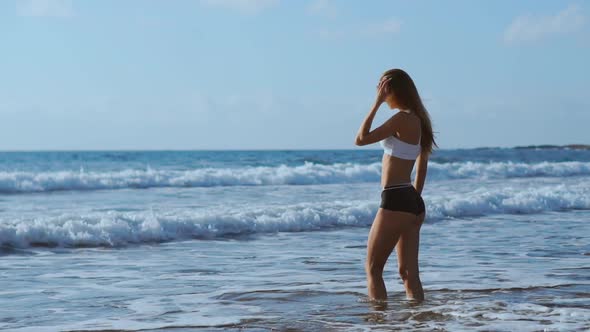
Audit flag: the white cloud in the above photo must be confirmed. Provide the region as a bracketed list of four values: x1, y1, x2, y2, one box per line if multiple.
[17, 0, 75, 17]
[307, 0, 338, 18]
[199, 0, 279, 15]
[318, 17, 402, 40]
[363, 17, 402, 35]
[504, 4, 585, 44]
[317, 27, 345, 39]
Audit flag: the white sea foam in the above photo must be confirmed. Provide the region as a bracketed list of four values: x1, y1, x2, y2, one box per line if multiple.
[428, 160, 590, 180]
[0, 201, 376, 248]
[1, 182, 588, 248]
[1, 161, 589, 193]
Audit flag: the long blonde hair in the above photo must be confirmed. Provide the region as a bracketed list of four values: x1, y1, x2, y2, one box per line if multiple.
[382, 68, 438, 154]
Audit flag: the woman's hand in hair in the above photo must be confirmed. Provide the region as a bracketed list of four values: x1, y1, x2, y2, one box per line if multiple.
[375, 76, 391, 106]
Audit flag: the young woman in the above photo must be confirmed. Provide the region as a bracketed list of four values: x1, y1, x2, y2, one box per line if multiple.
[355, 68, 437, 302]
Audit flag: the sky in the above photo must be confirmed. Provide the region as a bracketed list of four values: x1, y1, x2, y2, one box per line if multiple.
[0, 0, 588, 150]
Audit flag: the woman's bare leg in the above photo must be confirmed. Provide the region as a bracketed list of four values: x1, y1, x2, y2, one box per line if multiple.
[396, 211, 425, 301]
[366, 208, 416, 300]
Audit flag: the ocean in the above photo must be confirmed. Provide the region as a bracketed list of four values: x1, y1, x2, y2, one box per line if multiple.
[1, 148, 589, 331]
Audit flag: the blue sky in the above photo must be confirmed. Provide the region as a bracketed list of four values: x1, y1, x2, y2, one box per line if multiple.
[1, 0, 588, 150]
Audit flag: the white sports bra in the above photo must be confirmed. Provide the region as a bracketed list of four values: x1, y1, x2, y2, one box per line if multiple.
[379, 109, 421, 160]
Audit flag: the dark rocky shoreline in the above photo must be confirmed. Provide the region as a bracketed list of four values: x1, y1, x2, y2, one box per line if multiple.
[513, 144, 590, 150]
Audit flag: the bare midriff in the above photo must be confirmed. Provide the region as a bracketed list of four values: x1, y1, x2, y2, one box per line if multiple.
[381, 153, 416, 188]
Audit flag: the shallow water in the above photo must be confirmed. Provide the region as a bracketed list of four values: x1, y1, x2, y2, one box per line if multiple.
[1, 149, 590, 331]
[2, 211, 589, 331]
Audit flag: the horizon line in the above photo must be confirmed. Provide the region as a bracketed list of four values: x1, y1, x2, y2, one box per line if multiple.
[0, 144, 587, 153]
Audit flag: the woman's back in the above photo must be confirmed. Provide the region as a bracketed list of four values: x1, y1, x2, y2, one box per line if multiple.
[380, 111, 422, 188]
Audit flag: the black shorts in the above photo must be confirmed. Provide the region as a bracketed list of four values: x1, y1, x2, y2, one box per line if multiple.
[380, 183, 425, 216]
